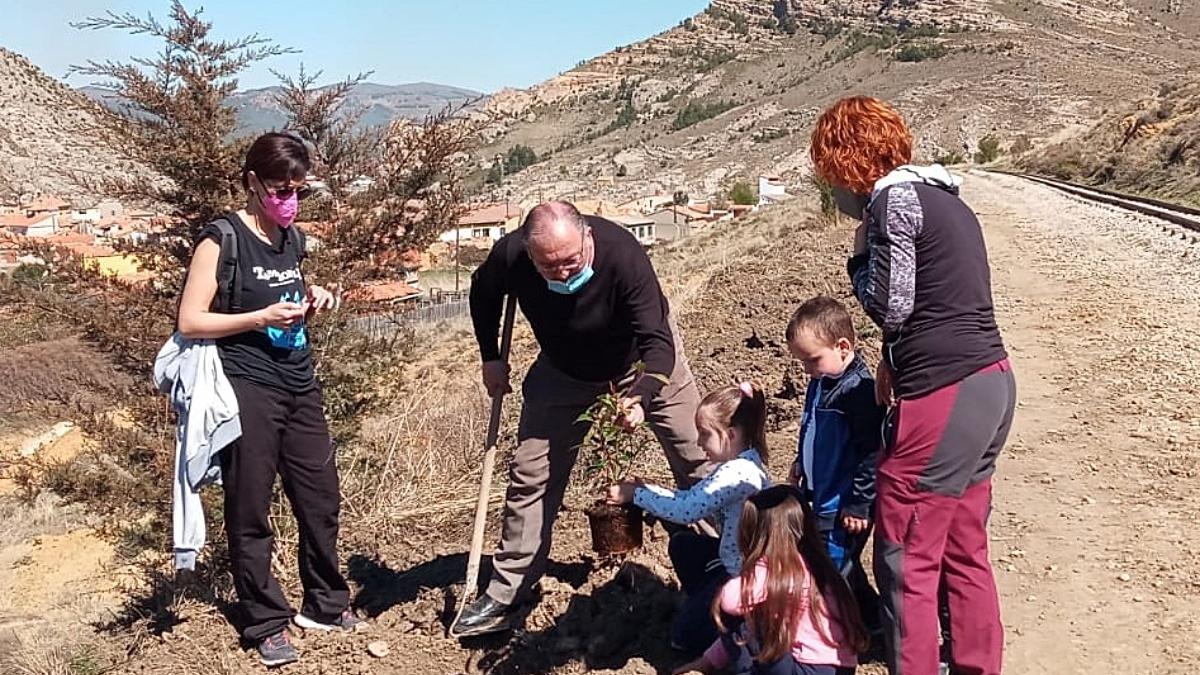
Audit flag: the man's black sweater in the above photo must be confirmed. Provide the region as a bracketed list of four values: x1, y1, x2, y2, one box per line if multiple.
[470, 216, 675, 401]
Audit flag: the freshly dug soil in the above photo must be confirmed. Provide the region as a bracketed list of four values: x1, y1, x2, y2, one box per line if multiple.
[586, 501, 644, 555]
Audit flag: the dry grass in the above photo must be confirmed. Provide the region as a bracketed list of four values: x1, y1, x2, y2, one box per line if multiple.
[0, 635, 103, 675]
[1024, 79, 1200, 205]
[0, 492, 90, 551]
[655, 200, 821, 315]
[336, 362, 500, 549]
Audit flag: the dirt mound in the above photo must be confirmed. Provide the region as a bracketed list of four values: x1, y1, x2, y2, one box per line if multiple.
[0, 500, 128, 675]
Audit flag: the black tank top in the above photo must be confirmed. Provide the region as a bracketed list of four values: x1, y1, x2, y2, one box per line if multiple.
[197, 212, 315, 392]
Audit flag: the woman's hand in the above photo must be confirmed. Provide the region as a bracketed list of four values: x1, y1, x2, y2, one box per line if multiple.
[853, 221, 869, 256]
[255, 302, 307, 330]
[605, 478, 642, 505]
[306, 284, 338, 314]
[842, 514, 870, 534]
[875, 359, 895, 407]
[787, 461, 803, 488]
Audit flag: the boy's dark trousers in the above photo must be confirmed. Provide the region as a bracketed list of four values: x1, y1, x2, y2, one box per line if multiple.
[823, 523, 882, 636]
[668, 531, 728, 657]
[221, 377, 350, 643]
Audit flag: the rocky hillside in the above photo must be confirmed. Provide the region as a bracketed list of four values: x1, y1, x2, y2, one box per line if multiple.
[470, 0, 1200, 206]
[82, 81, 485, 136]
[1024, 77, 1200, 205]
[0, 48, 150, 204]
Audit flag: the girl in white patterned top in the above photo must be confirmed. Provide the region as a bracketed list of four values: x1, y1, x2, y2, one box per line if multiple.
[608, 381, 771, 658]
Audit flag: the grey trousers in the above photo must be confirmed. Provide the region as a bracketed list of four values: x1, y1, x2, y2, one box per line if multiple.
[486, 327, 710, 604]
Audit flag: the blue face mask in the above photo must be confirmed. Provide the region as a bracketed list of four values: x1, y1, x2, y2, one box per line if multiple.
[547, 265, 594, 295]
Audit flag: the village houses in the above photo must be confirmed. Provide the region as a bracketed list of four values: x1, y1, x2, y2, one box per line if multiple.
[0, 194, 158, 283]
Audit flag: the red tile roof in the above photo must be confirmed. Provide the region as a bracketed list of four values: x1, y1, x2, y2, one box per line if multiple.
[459, 202, 521, 226]
[46, 232, 95, 245]
[0, 213, 55, 229]
[295, 221, 332, 239]
[348, 280, 422, 303]
[27, 196, 70, 212]
[62, 243, 118, 258]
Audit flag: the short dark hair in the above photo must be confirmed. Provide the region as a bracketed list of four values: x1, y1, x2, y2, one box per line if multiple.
[786, 296, 856, 346]
[241, 132, 310, 190]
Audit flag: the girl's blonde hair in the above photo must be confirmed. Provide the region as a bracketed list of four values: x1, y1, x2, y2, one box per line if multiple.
[697, 381, 768, 463]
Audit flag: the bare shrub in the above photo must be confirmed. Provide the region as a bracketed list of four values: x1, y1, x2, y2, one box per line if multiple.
[0, 338, 128, 414]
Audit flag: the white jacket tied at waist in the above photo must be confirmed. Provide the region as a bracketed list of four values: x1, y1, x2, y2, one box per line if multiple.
[153, 333, 241, 570]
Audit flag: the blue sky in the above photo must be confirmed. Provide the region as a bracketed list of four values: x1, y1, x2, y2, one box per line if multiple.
[2, 0, 710, 93]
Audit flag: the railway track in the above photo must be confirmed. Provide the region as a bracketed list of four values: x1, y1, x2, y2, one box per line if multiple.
[990, 170, 1200, 241]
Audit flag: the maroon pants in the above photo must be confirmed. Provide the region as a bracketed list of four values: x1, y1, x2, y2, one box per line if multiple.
[875, 360, 1015, 675]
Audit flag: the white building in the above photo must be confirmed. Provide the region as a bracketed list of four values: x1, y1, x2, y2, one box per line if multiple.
[614, 214, 657, 246]
[347, 176, 375, 194]
[437, 202, 521, 246]
[758, 175, 790, 206]
[71, 207, 102, 225]
[1, 213, 57, 237]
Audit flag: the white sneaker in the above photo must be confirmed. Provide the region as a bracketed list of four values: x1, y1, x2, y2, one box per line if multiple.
[294, 609, 365, 632]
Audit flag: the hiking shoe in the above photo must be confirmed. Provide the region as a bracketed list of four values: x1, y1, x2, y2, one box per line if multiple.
[294, 609, 365, 632]
[257, 631, 299, 668]
[450, 594, 513, 638]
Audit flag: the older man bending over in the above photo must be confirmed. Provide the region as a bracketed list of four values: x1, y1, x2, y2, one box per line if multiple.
[452, 201, 708, 636]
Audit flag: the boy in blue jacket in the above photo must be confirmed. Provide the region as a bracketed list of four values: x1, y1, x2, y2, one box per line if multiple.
[786, 295, 883, 637]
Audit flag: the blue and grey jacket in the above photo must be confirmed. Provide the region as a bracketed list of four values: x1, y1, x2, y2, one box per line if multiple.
[794, 353, 882, 530]
[847, 164, 1007, 399]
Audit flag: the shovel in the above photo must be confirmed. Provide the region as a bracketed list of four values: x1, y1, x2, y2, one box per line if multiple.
[449, 293, 517, 637]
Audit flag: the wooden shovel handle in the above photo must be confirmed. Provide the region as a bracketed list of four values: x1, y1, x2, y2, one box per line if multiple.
[455, 294, 518, 629]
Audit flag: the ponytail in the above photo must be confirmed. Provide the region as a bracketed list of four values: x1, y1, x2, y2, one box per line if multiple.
[698, 380, 769, 464]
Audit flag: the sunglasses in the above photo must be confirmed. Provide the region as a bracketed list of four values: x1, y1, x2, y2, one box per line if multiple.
[261, 183, 310, 200]
[253, 172, 310, 200]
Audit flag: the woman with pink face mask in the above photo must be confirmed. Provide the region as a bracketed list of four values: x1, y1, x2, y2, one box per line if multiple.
[178, 132, 356, 667]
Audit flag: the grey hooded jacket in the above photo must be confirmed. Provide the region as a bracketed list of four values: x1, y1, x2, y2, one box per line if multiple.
[154, 332, 242, 570]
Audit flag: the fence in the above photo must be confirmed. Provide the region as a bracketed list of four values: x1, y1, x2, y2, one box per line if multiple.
[350, 298, 471, 338]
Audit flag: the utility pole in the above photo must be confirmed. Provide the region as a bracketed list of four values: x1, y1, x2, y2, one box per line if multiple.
[455, 225, 460, 293]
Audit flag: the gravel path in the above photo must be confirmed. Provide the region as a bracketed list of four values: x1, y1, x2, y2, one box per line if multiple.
[969, 170, 1200, 673]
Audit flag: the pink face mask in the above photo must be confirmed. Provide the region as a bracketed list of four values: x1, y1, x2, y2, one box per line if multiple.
[259, 189, 299, 228]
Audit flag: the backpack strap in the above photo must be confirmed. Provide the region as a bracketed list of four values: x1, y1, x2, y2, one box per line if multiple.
[287, 225, 307, 263]
[212, 218, 240, 313]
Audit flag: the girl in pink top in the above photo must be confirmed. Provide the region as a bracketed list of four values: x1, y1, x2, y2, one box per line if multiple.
[675, 485, 867, 675]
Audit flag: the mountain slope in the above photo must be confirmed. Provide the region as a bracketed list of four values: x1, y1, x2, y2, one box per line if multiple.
[1024, 78, 1200, 205]
[81, 81, 485, 136]
[0, 48, 151, 203]
[469, 0, 1200, 206]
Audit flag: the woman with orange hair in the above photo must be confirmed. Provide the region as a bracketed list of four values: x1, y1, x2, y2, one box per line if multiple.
[810, 97, 1016, 675]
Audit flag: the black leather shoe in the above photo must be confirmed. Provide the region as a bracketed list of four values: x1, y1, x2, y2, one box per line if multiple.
[450, 594, 512, 637]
